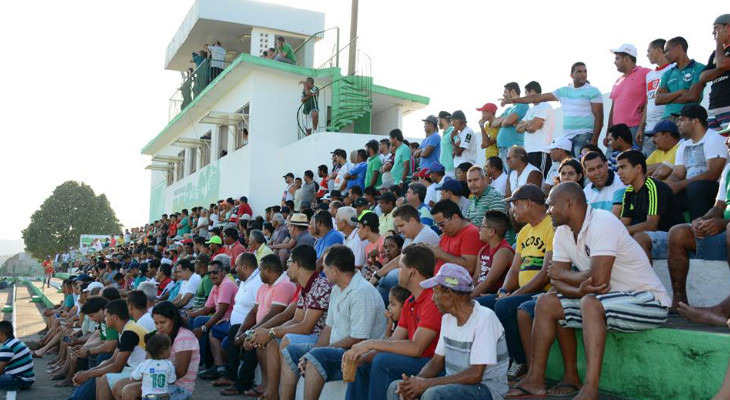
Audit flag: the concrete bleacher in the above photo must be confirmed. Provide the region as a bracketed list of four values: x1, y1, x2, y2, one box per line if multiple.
[654, 259, 730, 307]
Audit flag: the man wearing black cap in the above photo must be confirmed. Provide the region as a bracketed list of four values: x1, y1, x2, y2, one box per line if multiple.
[451, 110, 477, 167]
[645, 120, 681, 180]
[282, 173, 296, 204]
[691, 14, 730, 130]
[438, 111, 455, 177]
[667, 104, 728, 219]
[414, 115, 442, 171]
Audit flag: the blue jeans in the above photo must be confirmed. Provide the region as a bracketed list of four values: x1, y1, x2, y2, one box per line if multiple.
[569, 132, 593, 159]
[280, 334, 319, 377]
[691, 231, 728, 261]
[0, 374, 32, 391]
[88, 351, 113, 369]
[67, 378, 95, 400]
[303, 347, 346, 382]
[192, 315, 213, 367]
[377, 268, 399, 306]
[345, 352, 430, 400]
[477, 293, 538, 364]
[387, 381, 493, 400]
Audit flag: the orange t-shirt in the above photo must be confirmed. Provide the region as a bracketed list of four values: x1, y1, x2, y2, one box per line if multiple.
[43, 260, 54, 274]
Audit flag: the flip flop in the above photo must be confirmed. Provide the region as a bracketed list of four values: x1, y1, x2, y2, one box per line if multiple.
[242, 387, 264, 397]
[547, 383, 581, 397]
[211, 378, 235, 387]
[506, 385, 547, 399]
[220, 387, 245, 396]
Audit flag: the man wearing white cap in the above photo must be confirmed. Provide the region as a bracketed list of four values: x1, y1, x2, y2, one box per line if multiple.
[607, 44, 651, 148]
[543, 137, 573, 193]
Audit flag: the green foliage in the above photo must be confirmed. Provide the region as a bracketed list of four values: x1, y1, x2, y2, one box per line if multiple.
[22, 181, 122, 259]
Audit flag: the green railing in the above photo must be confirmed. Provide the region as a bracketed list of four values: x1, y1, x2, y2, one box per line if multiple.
[169, 59, 233, 121]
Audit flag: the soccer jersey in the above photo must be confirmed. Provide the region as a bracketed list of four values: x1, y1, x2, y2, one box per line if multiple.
[620, 177, 684, 231]
[132, 359, 176, 396]
[659, 60, 706, 118]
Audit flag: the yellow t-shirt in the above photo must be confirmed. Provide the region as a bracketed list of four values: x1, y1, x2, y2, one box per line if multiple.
[646, 142, 679, 166]
[483, 121, 499, 160]
[516, 215, 554, 290]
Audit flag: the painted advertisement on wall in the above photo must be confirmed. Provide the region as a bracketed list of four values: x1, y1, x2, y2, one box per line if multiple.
[79, 234, 116, 255]
[171, 160, 221, 213]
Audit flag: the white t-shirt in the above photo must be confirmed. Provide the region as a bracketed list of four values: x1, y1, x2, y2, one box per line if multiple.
[454, 126, 477, 165]
[552, 207, 671, 307]
[179, 273, 202, 309]
[131, 359, 177, 396]
[509, 163, 541, 194]
[137, 312, 156, 332]
[425, 183, 437, 206]
[230, 269, 263, 326]
[523, 102, 555, 153]
[345, 228, 368, 267]
[645, 64, 674, 131]
[674, 129, 727, 179]
[335, 161, 353, 191]
[490, 173, 508, 196]
[403, 225, 441, 248]
[435, 303, 509, 400]
[208, 44, 227, 69]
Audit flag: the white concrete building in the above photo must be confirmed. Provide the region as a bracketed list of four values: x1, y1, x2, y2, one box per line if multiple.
[143, 0, 428, 220]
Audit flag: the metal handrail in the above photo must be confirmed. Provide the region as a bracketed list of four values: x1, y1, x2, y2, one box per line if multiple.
[292, 27, 340, 56]
[317, 36, 359, 70]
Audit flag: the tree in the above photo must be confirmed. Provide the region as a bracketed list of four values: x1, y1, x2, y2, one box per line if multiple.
[22, 181, 122, 259]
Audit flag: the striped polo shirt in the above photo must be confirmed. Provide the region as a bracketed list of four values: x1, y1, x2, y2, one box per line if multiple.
[552, 84, 604, 139]
[0, 338, 35, 382]
[584, 169, 626, 212]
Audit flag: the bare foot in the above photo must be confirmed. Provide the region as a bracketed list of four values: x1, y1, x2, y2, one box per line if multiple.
[572, 384, 600, 400]
[677, 302, 728, 326]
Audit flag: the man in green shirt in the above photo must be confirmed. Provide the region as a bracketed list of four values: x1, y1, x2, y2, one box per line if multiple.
[300, 77, 319, 135]
[274, 36, 296, 64]
[438, 111, 455, 177]
[465, 166, 506, 226]
[386, 129, 412, 188]
[656, 36, 705, 118]
[193, 254, 214, 308]
[365, 140, 383, 189]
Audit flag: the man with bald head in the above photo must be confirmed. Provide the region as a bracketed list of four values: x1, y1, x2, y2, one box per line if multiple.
[506, 146, 543, 198]
[465, 166, 506, 226]
[507, 182, 670, 399]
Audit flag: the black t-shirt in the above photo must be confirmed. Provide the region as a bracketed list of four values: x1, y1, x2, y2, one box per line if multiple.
[118, 330, 140, 352]
[704, 47, 730, 109]
[620, 177, 684, 231]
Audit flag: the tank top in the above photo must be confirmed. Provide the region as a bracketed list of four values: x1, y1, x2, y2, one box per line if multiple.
[509, 163, 540, 193]
[477, 238, 515, 291]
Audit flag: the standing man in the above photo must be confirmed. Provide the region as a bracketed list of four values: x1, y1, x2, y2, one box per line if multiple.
[388, 129, 412, 189]
[43, 256, 54, 290]
[638, 39, 672, 155]
[478, 103, 500, 162]
[364, 140, 383, 189]
[504, 62, 604, 157]
[465, 166, 507, 226]
[438, 111, 456, 178]
[486, 156, 509, 196]
[415, 115, 441, 171]
[452, 110, 477, 167]
[506, 146, 544, 198]
[494, 82, 529, 168]
[608, 44, 651, 147]
[300, 77, 319, 135]
[517, 82, 555, 178]
[655, 37, 705, 119]
[208, 41, 226, 79]
[696, 14, 730, 130]
[282, 172, 296, 204]
[582, 151, 626, 216]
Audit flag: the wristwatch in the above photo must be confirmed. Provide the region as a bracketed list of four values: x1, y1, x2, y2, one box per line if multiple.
[268, 328, 277, 340]
[201, 325, 208, 333]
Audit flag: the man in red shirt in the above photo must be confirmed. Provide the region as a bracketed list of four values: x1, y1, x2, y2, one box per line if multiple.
[207, 235, 225, 257]
[237, 196, 253, 218]
[343, 243, 442, 400]
[223, 228, 246, 262]
[42, 256, 54, 289]
[429, 200, 483, 275]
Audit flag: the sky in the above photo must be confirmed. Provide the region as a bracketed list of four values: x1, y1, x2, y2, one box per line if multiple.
[0, 0, 727, 254]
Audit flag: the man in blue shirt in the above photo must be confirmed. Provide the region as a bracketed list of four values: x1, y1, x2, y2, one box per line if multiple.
[494, 82, 530, 169]
[345, 149, 368, 192]
[312, 211, 345, 266]
[414, 115, 441, 170]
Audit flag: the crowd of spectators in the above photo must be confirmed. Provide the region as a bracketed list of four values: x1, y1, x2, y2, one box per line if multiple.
[10, 13, 730, 400]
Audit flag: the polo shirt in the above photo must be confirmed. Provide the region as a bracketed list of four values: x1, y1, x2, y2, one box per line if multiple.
[704, 46, 730, 110]
[225, 241, 246, 264]
[553, 207, 671, 306]
[325, 272, 387, 343]
[465, 186, 507, 226]
[314, 229, 345, 259]
[620, 177, 684, 231]
[296, 272, 333, 335]
[435, 223, 482, 273]
[610, 66, 651, 127]
[659, 60, 706, 117]
[255, 243, 274, 263]
[419, 132, 442, 170]
[0, 338, 34, 382]
[392, 144, 412, 185]
[230, 269, 263, 325]
[365, 155, 383, 189]
[646, 142, 680, 166]
[583, 169, 626, 212]
[496, 104, 529, 149]
[255, 273, 297, 323]
[440, 126, 455, 172]
[552, 84, 604, 139]
[396, 288, 442, 358]
[204, 277, 239, 322]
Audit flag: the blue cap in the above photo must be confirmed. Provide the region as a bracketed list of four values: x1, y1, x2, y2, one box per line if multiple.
[646, 120, 678, 136]
[429, 162, 445, 173]
[435, 178, 462, 196]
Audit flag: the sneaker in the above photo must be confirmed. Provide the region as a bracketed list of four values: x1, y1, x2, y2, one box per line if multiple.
[198, 365, 225, 380]
[507, 361, 527, 381]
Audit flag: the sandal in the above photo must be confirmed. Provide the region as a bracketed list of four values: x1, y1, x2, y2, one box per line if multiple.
[211, 377, 235, 387]
[547, 383, 581, 397]
[506, 385, 546, 399]
[220, 387, 245, 396]
[242, 387, 264, 397]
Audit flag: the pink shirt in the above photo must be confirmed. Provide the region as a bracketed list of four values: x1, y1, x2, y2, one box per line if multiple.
[225, 241, 246, 263]
[204, 278, 238, 322]
[169, 327, 200, 393]
[610, 66, 651, 127]
[255, 273, 297, 323]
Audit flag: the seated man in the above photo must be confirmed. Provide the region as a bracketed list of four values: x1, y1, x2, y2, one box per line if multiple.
[509, 182, 670, 399]
[616, 150, 684, 262]
[280, 245, 386, 400]
[644, 120, 681, 181]
[606, 124, 637, 171]
[505, 146, 544, 198]
[0, 321, 34, 392]
[543, 137, 573, 194]
[387, 263, 509, 400]
[436, 179, 471, 216]
[430, 200, 483, 275]
[171, 258, 202, 310]
[465, 166, 507, 226]
[582, 151, 626, 217]
[472, 210, 514, 298]
[343, 244, 442, 400]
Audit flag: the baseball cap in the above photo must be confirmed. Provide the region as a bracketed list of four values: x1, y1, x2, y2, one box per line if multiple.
[376, 191, 397, 203]
[196, 253, 211, 265]
[420, 263, 474, 293]
[421, 115, 438, 126]
[289, 213, 310, 226]
[679, 104, 708, 122]
[503, 184, 545, 205]
[429, 162, 445, 173]
[205, 235, 223, 245]
[435, 178, 462, 196]
[714, 14, 730, 25]
[451, 110, 466, 121]
[476, 103, 498, 113]
[438, 111, 451, 119]
[317, 202, 330, 210]
[610, 43, 638, 58]
[352, 212, 380, 230]
[283, 172, 294, 179]
[645, 120, 679, 136]
[353, 197, 370, 207]
[414, 168, 430, 179]
[547, 137, 572, 152]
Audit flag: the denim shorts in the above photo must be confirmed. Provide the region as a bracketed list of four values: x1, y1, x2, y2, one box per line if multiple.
[645, 231, 669, 259]
[303, 347, 346, 382]
[280, 334, 319, 378]
[518, 299, 537, 319]
[169, 384, 193, 400]
[691, 231, 728, 261]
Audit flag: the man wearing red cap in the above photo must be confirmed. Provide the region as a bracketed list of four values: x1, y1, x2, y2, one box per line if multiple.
[478, 103, 499, 162]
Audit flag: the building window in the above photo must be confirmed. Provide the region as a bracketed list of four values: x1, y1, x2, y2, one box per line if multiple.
[189, 147, 197, 174]
[235, 103, 250, 149]
[218, 125, 229, 158]
[167, 163, 174, 186]
[176, 150, 185, 181]
[200, 131, 211, 167]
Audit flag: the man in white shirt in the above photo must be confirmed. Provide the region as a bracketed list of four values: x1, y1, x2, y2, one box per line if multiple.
[510, 182, 669, 399]
[637, 39, 673, 155]
[486, 156, 508, 196]
[543, 137, 573, 194]
[207, 41, 226, 79]
[172, 259, 201, 309]
[517, 81, 555, 178]
[667, 104, 728, 220]
[452, 110, 477, 166]
[336, 206, 368, 269]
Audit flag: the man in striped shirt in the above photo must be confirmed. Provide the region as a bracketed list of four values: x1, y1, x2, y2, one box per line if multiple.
[0, 321, 34, 391]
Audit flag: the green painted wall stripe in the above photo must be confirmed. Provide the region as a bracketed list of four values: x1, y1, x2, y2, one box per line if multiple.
[372, 84, 430, 105]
